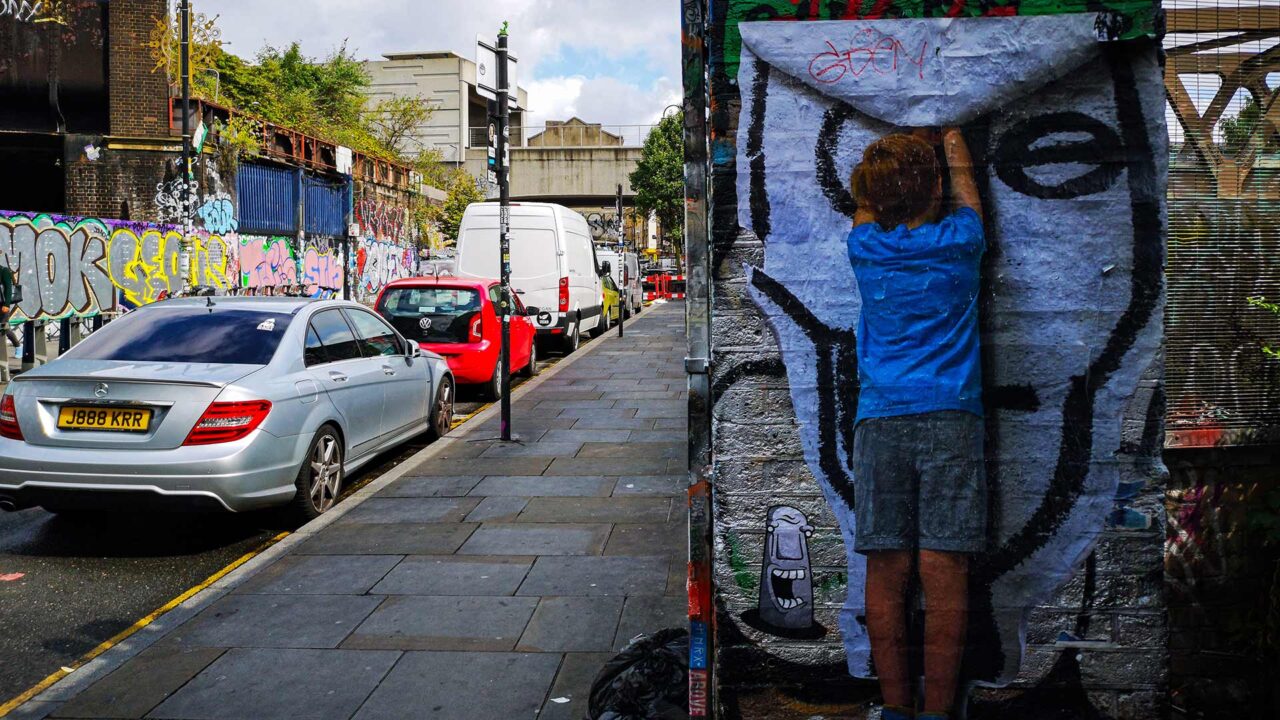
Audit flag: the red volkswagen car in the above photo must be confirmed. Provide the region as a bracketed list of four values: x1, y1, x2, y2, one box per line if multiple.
[375, 277, 537, 400]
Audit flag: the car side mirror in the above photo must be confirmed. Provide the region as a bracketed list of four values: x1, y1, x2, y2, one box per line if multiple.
[525, 306, 541, 316]
[407, 340, 423, 358]
[600, 261, 612, 276]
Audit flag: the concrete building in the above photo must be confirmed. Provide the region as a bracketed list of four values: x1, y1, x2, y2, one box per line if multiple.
[363, 51, 529, 166]
[528, 117, 624, 147]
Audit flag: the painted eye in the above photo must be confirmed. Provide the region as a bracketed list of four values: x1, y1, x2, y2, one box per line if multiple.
[992, 111, 1123, 200]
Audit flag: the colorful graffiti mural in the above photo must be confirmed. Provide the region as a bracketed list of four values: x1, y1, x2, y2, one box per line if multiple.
[235, 235, 345, 297]
[353, 237, 416, 301]
[702, 3, 1166, 717]
[0, 212, 233, 322]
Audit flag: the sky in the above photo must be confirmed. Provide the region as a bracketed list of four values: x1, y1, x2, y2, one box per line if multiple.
[199, 0, 682, 132]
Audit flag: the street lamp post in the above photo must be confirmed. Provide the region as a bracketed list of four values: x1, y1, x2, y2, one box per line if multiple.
[496, 25, 513, 442]
[178, 0, 193, 292]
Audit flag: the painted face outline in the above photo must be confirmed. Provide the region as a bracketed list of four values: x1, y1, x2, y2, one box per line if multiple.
[731, 28, 1164, 685]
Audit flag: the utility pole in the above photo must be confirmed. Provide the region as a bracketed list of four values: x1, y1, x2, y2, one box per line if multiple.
[616, 183, 625, 339]
[496, 24, 513, 441]
[178, 0, 194, 292]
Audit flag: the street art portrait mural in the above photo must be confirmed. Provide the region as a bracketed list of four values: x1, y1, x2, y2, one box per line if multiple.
[703, 2, 1166, 716]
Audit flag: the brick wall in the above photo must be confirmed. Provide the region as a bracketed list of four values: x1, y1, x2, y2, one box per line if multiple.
[64, 139, 171, 219]
[108, 0, 171, 139]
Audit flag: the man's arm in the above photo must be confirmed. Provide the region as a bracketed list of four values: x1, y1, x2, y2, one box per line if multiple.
[942, 127, 982, 218]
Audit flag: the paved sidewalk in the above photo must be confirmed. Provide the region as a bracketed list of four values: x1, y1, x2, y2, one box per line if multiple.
[21, 303, 689, 720]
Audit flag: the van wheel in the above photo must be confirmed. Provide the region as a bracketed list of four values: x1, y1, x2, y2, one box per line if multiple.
[561, 321, 580, 354]
[593, 310, 610, 337]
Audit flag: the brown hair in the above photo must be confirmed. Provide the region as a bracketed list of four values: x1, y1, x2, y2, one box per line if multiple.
[852, 134, 941, 229]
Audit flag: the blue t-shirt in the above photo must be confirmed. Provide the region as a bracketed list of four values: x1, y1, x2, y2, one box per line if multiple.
[847, 207, 985, 423]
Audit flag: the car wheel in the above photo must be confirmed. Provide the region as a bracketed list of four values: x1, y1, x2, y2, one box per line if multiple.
[592, 310, 609, 337]
[429, 376, 455, 439]
[291, 426, 344, 522]
[519, 340, 538, 378]
[482, 361, 503, 402]
[561, 321, 580, 354]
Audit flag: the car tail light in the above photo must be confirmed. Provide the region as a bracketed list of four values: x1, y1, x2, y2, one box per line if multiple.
[0, 395, 23, 441]
[559, 277, 569, 312]
[183, 400, 272, 446]
[468, 315, 484, 343]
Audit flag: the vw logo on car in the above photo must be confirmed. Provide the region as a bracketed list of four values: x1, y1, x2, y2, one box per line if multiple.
[418, 317, 433, 331]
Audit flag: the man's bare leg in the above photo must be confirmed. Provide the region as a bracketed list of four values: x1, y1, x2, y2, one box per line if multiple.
[919, 549, 969, 715]
[866, 550, 913, 709]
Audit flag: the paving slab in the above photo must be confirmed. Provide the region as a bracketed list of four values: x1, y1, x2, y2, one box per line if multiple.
[605, 522, 689, 557]
[469, 475, 615, 497]
[458, 523, 611, 556]
[538, 653, 614, 720]
[291, 523, 477, 556]
[463, 496, 530, 522]
[344, 595, 537, 651]
[517, 596, 624, 653]
[546, 456, 673, 476]
[148, 648, 399, 720]
[352, 652, 560, 720]
[336, 497, 480, 525]
[517, 556, 672, 597]
[613, 475, 687, 496]
[613, 596, 689, 651]
[409, 457, 553, 476]
[570, 415, 656, 430]
[553, 407, 637, 420]
[518, 497, 672, 524]
[577, 442, 685, 459]
[369, 556, 532, 596]
[51, 645, 226, 719]
[235, 554, 403, 595]
[169, 593, 383, 649]
[377, 475, 482, 498]
[542, 428, 631, 443]
[478, 441, 584, 458]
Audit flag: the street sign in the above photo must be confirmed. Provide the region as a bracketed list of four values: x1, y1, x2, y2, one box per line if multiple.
[476, 35, 519, 103]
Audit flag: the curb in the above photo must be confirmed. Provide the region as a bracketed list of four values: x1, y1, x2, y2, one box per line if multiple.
[12, 305, 651, 714]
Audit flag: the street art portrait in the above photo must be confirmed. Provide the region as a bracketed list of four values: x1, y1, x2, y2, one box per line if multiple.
[707, 4, 1166, 717]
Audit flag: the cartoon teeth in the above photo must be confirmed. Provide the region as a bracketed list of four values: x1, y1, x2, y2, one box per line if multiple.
[771, 569, 807, 580]
[757, 506, 817, 631]
[776, 597, 806, 609]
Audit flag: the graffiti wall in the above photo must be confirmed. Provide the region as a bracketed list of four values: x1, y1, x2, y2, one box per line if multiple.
[701, 2, 1167, 718]
[235, 235, 344, 297]
[353, 193, 416, 301]
[0, 212, 233, 323]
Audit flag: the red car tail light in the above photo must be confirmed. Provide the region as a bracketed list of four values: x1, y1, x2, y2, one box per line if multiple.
[468, 314, 484, 343]
[183, 400, 272, 446]
[559, 277, 570, 313]
[0, 395, 23, 441]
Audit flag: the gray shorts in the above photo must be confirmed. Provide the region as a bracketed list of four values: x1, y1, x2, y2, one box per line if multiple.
[852, 411, 987, 554]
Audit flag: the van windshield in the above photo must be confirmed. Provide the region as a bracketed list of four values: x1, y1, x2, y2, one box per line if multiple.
[459, 228, 558, 281]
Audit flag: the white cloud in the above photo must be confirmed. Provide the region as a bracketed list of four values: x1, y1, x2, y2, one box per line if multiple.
[525, 75, 680, 139]
[200, 0, 680, 127]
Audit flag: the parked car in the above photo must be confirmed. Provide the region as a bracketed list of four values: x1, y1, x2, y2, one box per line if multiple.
[597, 248, 642, 316]
[374, 277, 537, 401]
[0, 297, 454, 520]
[594, 273, 621, 337]
[455, 202, 604, 353]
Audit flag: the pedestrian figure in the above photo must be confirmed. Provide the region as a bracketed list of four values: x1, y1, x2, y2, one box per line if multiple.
[0, 265, 21, 350]
[846, 127, 986, 720]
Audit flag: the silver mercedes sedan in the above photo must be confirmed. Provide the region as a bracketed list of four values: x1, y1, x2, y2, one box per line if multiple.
[0, 297, 455, 519]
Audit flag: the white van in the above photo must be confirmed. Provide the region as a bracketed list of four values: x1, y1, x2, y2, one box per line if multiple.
[596, 248, 642, 317]
[455, 203, 604, 353]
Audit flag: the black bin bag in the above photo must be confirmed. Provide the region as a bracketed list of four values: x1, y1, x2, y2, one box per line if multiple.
[587, 628, 690, 720]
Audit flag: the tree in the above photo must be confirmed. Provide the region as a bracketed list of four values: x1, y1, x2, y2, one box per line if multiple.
[365, 96, 433, 156]
[1221, 96, 1277, 155]
[629, 111, 685, 257]
[428, 171, 486, 245]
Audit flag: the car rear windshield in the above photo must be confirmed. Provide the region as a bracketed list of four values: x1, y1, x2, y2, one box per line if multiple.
[378, 287, 482, 344]
[68, 307, 293, 365]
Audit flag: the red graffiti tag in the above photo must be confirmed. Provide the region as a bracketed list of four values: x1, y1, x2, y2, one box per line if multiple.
[808, 29, 929, 85]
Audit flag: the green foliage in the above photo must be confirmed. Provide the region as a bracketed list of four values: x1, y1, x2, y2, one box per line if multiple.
[209, 115, 262, 188]
[629, 112, 685, 252]
[426, 171, 486, 245]
[1221, 97, 1275, 155]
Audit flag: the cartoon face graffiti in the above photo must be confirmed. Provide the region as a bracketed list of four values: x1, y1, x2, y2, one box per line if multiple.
[731, 15, 1166, 684]
[759, 506, 815, 630]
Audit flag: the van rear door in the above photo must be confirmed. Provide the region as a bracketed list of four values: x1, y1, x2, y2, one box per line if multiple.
[457, 206, 562, 316]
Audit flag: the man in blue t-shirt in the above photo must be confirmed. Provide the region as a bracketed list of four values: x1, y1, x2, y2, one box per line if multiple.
[846, 127, 985, 720]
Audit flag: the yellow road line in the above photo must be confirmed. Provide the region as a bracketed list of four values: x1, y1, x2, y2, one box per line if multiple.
[0, 531, 290, 718]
